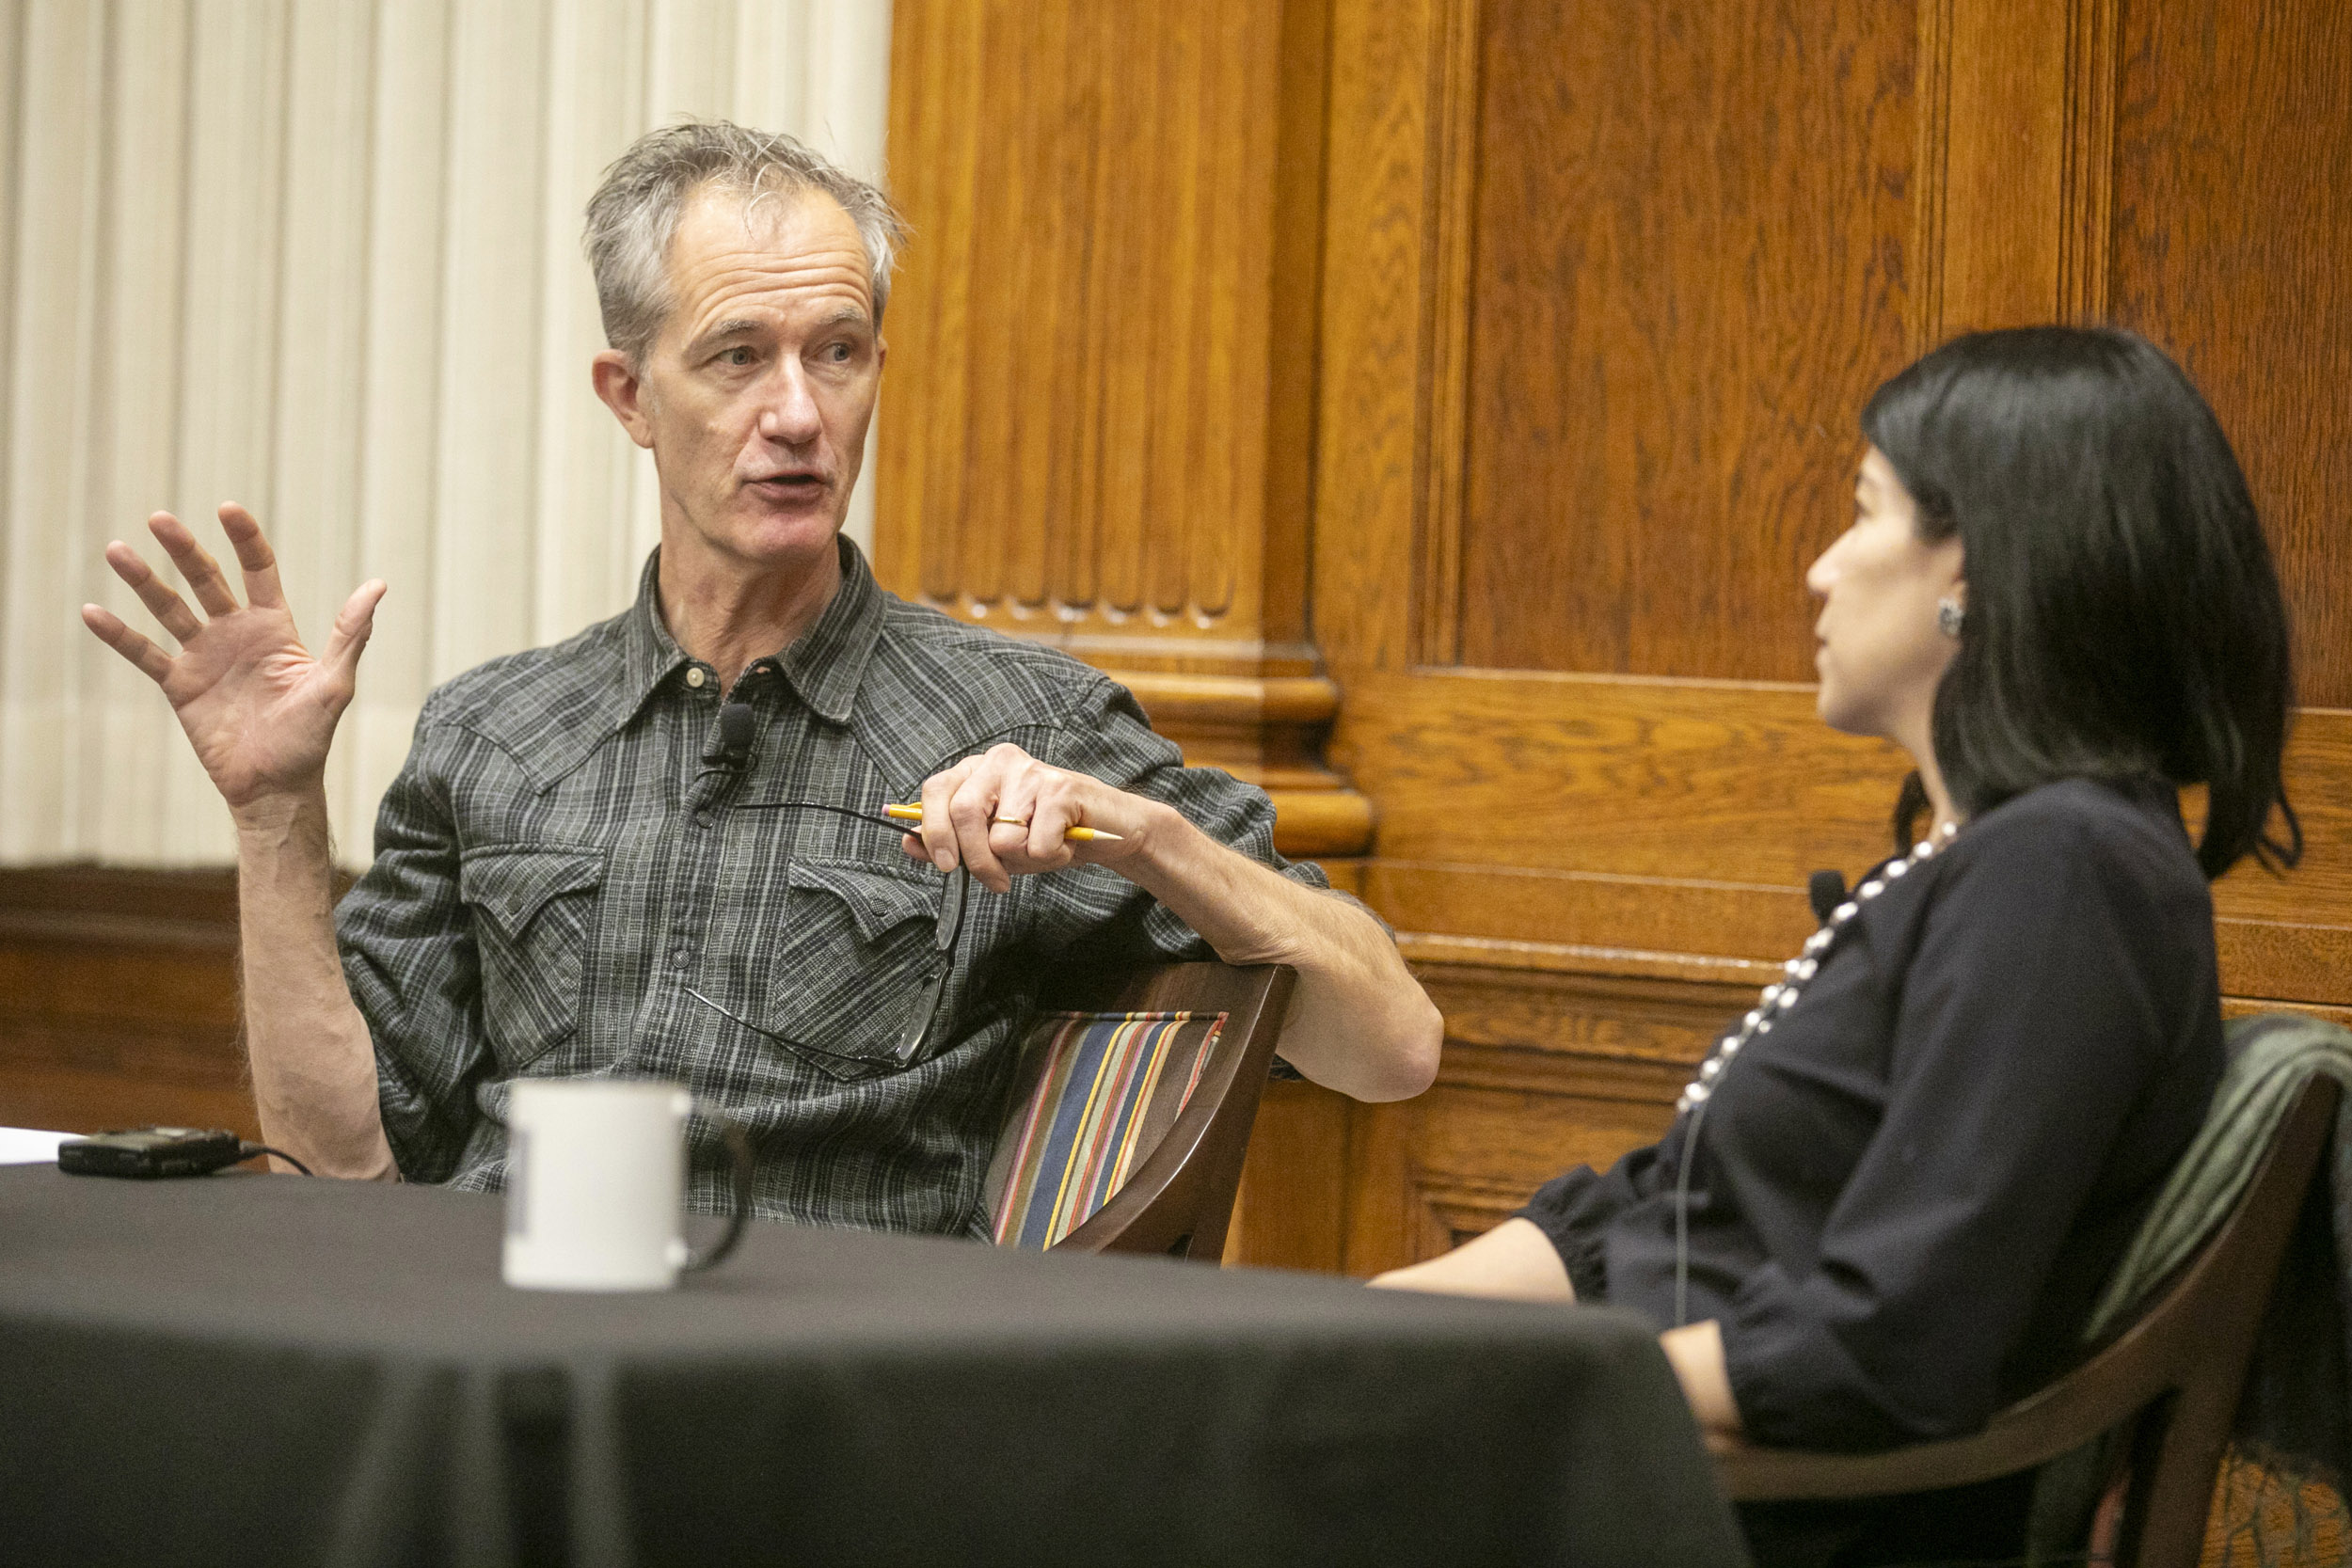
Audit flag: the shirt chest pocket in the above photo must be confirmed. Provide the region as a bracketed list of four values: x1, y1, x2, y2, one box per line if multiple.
[763, 858, 950, 1079]
[460, 847, 607, 1071]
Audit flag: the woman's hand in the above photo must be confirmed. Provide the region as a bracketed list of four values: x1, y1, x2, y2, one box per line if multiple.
[1661, 1319, 1743, 1439]
[81, 505, 386, 823]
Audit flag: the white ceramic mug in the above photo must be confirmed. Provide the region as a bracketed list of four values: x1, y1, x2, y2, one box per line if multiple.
[501, 1079, 752, 1291]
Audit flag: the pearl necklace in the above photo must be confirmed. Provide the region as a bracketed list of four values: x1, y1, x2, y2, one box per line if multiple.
[1675, 819, 1959, 1116]
[1669, 818, 1959, 1324]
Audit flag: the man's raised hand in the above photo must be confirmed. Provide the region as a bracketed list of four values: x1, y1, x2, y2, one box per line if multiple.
[81, 505, 386, 817]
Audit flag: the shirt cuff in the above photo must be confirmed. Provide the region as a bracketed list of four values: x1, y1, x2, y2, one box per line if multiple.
[1515, 1166, 1615, 1304]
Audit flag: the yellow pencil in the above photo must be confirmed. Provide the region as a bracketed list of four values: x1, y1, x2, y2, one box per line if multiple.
[882, 802, 1122, 842]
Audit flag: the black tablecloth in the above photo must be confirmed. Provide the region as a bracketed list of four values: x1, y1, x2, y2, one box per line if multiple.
[0, 1166, 1747, 1567]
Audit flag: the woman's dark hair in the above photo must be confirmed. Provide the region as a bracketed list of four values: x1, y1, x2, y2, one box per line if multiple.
[1862, 325, 2300, 879]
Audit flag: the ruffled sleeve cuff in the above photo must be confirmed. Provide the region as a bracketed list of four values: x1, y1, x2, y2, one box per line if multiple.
[1515, 1143, 1667, 1304]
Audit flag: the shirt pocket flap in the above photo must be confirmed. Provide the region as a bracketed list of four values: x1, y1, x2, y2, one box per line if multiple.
[787, 857, 942, 943]
[459, 847, 608, 942]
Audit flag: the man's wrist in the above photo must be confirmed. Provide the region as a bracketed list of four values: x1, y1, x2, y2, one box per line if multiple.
[231, 785, 333, 854]
[1113, 797, 1191, 879]
[1116, 800, 1304, 966]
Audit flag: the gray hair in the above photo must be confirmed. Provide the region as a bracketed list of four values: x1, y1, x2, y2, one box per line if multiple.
[584, 119, 908, 365]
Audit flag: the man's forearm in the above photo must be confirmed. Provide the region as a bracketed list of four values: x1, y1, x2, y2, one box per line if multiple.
[234, 790, 397, 1179]
[1120, 806, 1442, 1101]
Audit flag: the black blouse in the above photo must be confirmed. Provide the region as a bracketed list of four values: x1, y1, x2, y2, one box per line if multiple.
[1519, 776, 2223, 1453]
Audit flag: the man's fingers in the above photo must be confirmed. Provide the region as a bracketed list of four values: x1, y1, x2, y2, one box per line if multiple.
[918, 759, 976, 873]
[81, 604, 172, 684]
[218, 503, 288, 610]
[321, 579, 388, 675]
[990, 769, 1056, 864]
[149, 511, 241, 618]
[946, 759, 1012, 893]
[1022, 773, 1085, 867]
[104, 540, 204, 645]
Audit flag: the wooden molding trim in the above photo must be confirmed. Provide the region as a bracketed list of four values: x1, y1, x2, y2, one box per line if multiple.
[1111, 671, 1376, 858]
[0, 865, 239, 949]
[1911, 0, 1954, 350]
[1264, 790, 1377, 859]
[1411, 1173, 1531, 1253]
[2058, 0, 2120, 321]
[1411, 0, 1482, 669]
[1337, 669, 2352, 1007]
[1403, 930, 1784, 990]
[1119, 673, 1343, 727]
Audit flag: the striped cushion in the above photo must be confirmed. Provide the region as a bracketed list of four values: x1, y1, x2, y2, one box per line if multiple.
[987, 1009, 1226, 1249]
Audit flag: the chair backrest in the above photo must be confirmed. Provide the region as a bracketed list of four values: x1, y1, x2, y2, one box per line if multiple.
[1716, 1072, 2339, 1568]
[983, 960, 1295, 1261]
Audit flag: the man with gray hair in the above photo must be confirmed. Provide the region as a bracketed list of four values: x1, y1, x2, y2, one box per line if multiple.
[82, 121, 1440, 1233]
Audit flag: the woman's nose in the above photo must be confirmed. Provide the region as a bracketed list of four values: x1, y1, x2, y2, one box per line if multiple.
[1804, 546, 1836, 599]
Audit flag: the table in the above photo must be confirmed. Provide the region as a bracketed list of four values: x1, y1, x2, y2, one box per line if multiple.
[0, 1166, 1748, 1567]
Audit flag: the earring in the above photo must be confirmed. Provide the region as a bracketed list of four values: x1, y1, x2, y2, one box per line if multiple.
[1936, 596, 1965, 639]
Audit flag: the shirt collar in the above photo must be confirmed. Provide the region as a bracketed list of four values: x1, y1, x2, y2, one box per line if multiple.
[617, 534, 885, 726]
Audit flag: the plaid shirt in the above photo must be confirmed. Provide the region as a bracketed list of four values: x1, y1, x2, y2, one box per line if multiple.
[337, 540, 1325, 1235]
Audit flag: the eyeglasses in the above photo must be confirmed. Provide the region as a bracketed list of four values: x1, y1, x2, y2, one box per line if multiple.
[684, 801, 972, 1077]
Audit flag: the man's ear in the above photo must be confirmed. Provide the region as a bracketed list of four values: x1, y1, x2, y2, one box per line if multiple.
[591, 350, 656, 450]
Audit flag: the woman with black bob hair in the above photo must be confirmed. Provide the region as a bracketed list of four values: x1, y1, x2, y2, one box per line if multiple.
[1878, 326, 2298, 878]
[1375, 326, 2300, 1566]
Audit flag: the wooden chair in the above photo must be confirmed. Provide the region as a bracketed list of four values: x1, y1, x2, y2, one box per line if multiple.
[984, 960, 1295, 1262]
[1713, 1073, 2340, 1568]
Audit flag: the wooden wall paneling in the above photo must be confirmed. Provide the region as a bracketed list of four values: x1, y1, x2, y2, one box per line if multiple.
[878, 0, 2352, 1281]
[883, 0, 1286, 665]
[1220, 1078, 1351, 1272]
[1410, 0, 1479, 670]
[2055, 0, 2119, 324]
[1259, 0, 1331, 664]
[1309, 0, 1442, 674]
[2105, 0, 2352, 710]
[0, 868, 253, 1140]
[1308, 0, 2352, 1282]
[1915, 0, 2118, 339]
[879, 0, 1374, 863]
[1454, 0, 1916, 681]
[1304, 0, 1929, 1274]
[878, 0, 980, 608]
[1332, 963, 1748, 1275]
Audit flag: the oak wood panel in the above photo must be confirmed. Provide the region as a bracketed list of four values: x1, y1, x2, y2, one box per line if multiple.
[877, 1, 1374, 855]
[1333, 670, 1911, 883]
[1221, 1077, 1351, 1272]
[1451, 1, 1916, 681]
[1311, 0, 1442, 673]
[1335, 670, 2352, 1005]
[2106, 0, 2352, 708]
[876, 0, 1316, 673]
[0, 867, 252, 1140]
[1921, 0, 2122, 340]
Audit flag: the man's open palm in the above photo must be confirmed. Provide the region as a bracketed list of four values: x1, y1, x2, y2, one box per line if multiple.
[81, 505, 386, 814]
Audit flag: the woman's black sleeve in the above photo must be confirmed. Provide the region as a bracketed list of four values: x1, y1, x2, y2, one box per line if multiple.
[1718, 810, 2203, 1449]
[1518, 1135, 1677, 1304]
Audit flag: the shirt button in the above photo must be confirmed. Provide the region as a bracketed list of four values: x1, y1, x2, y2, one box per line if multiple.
[693, 811, 713, 830]
[685, 667, 707, 689]
[672, 948, 690, 969]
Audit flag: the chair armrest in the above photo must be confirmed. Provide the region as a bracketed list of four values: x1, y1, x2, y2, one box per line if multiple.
[1714, 1323, 2177, 1501]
